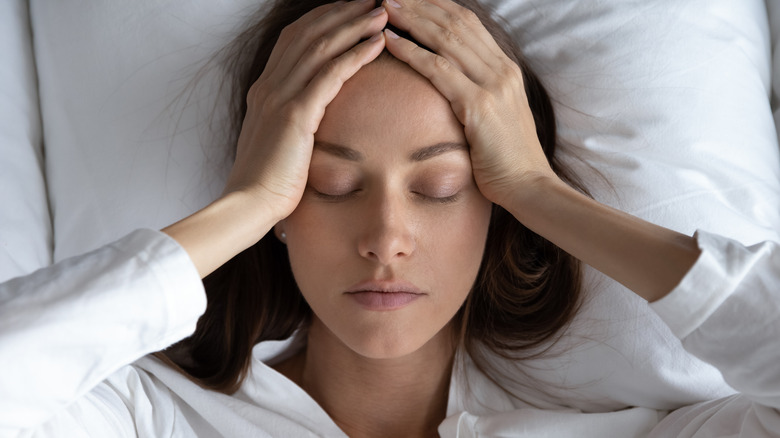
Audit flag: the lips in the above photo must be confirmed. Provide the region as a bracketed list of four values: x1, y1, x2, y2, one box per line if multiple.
[345, 280, 425, 310]
[345, 280, 424, 295]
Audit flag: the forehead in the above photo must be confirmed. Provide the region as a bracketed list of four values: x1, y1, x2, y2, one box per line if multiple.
[316, 55, 465, 151]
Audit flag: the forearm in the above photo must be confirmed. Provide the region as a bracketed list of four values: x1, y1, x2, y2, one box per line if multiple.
[504, 175, 700, 302]
[0, 230, 204, 431]
[162, 191, 279, 278]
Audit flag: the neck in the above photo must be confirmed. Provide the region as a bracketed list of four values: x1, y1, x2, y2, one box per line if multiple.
[278, 318, 456, 438]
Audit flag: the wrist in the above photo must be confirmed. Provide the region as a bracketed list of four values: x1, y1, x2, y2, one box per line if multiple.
[219, 187, 289, 228]
[163, 191, 280, 278]
[500, 172, 571, 224]
[216, 190, 282, 238]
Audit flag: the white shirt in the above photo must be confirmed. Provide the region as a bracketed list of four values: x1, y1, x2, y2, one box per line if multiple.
[0, 229, 778, 437]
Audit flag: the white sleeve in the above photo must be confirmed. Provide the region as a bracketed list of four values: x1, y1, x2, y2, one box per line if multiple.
[648, 230, 780, 437]
[0, 229, 206, 434]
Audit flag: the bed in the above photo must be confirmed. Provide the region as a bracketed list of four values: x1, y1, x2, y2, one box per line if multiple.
[1, 0, 779, 416]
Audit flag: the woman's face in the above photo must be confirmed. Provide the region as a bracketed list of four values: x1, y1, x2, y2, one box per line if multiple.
[281, 56, 492, 360]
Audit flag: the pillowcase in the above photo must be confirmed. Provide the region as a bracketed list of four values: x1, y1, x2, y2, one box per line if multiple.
[29, 0, 259, 263]
[768, 0, 780, 136]
[30, 0, 780, 411]
[0, 0, 51, 283]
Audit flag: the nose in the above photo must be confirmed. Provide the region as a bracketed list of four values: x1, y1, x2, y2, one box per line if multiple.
[357, 191, 416, 265]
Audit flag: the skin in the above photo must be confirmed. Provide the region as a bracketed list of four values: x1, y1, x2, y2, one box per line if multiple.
[274, 56, 492, 437]
[162, 0, 701, 435]
[281, 56, 491, 360]
[379, 0, 699, 302]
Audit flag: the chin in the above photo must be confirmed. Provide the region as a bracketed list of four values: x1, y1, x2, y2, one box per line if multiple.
[342, 325, 429, 360]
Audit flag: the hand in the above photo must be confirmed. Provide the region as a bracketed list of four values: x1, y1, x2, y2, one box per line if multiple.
[382, 0, 557, 208]
[383, 0, 701, 301]
[164, 1, 388, 278]
[223, 0, 388, 223]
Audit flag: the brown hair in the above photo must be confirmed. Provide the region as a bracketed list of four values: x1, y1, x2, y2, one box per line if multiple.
[156, 0, 586, 393]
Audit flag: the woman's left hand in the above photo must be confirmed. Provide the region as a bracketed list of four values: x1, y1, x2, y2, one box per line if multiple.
[384, 0, 703, 302]
[381, 0, 557, 208]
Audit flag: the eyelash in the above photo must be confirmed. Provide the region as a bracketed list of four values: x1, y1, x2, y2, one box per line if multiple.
[417, 193, 461, 204]
[312, 190, 460, 204]
[313, 190, 359, 202]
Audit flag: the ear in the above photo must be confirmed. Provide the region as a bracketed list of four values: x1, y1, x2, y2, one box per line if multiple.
[273, 222, 287, 243]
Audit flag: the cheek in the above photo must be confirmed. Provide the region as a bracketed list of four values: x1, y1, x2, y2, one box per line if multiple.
[282, 203, 347, 290]
[428, 197, 493, 293]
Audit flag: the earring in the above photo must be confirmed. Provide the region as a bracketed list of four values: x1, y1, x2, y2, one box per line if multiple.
[280, 231, 287, 241]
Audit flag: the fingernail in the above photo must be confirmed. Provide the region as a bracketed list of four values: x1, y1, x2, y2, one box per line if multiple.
[385, 28, 400, 39]
[386, 0, 401, 8]
[369, 6, 385, 16]
[369, 32, 383, 42]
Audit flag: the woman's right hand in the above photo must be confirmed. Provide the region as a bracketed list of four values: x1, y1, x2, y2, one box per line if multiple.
[164, 1, 387, 277]
[223, 0, 388, 224]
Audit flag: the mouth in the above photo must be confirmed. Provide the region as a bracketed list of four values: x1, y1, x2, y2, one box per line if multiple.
[344, 280, 425, 311]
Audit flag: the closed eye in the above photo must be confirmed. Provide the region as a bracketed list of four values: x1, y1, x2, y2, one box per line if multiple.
[311, 189, 361, 202]
[313, 189, 460, 204]
[413, 192, 461, 204]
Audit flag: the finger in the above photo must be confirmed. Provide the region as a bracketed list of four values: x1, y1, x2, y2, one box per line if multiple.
[265, 2, 345, 71]
[386, 0, 504, 56]
[383, 29, 475, 122]
[423, 0, 506, 56]
[294, 32, 387, 131]
[281, 5, 388, 94]
[382, 0, 502, 81]
[268, 0, 376, 80]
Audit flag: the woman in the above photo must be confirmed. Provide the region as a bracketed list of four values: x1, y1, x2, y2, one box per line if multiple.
[1, 0, 778, 436]
[161, 0, 586, 401]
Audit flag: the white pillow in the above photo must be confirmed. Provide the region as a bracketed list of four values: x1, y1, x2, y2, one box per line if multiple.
[481, 0, 780, 411]
[29, 0, 780, 412]
[768, 0, 780, 138]
[29, 0, 255, 262]
[0, 0, 51, 283]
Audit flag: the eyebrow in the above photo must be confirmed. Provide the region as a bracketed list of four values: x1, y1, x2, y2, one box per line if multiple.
[409, 142, 468, 162]
[313, 141, 468, 162]
[313, 141, 363, 161]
